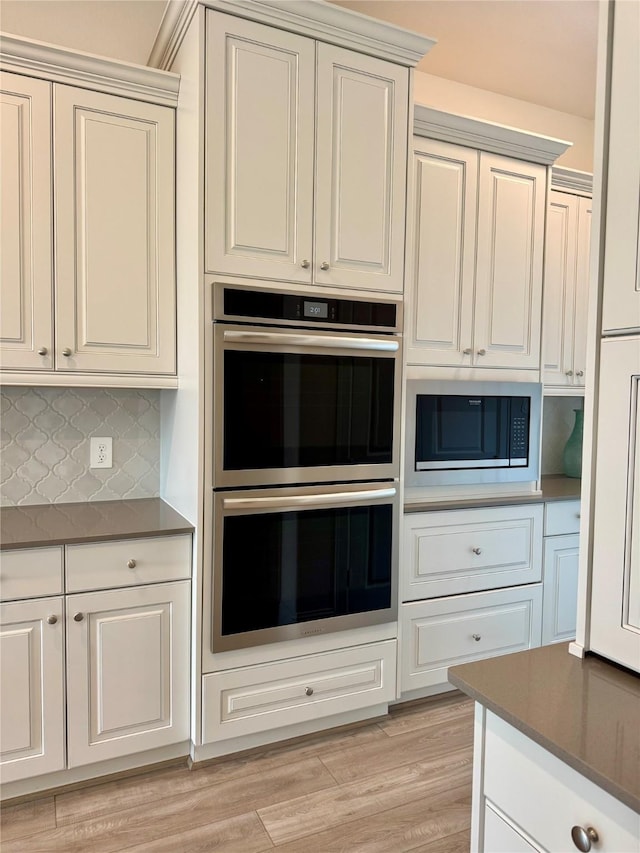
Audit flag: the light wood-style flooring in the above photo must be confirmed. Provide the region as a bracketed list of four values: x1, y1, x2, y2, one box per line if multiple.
[0, 691, 474, 853]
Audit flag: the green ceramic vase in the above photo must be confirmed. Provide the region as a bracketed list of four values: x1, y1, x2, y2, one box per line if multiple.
[563, 408, 584, 479]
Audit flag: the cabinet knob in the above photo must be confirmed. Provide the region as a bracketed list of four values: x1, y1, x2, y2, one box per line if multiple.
[462, 348, 472, 355]
[472, 633, 481, 642]
[38, 346, 48, 356]
[571, 825, 599, 852]
[127, 559, 137, 569]
[46, 614, 58, 625]
[476, 349, 486, 356]
[62, 348, 73, 357]
[472, 547, 483, 555]
[73, 612, 84, 622]
[566, 369, 574, 376]
[305, 686, 314, 696]
[576, 370, 584, 377]
[300, 259, 310, 269]
[320, 261, 330, 271]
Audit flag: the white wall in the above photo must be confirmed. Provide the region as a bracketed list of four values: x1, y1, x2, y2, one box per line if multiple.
[414, 72, 594, 172]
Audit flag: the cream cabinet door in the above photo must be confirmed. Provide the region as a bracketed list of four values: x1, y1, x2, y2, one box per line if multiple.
[542, 534, 579, 645]
[601, 0, 640, 335]
[573, 196, 592, 386]
[54, 86, 176, 375]
[205, 11, 315, 283]
[314, 44, 408, 293]
[0, 72, 54, 372]
[542, 191, 578, 387]
[406, 139, 477, 366]
[66, 581, 190, 767]
[0, 597, 65, 783]
[474, 153, 546, 369]
[590, 337, 640, 672]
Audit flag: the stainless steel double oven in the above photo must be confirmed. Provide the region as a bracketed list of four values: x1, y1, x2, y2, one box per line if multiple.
[211, 284, 402, 652]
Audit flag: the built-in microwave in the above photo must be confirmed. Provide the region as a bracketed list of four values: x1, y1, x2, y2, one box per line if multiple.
[405, 380, 542, 487]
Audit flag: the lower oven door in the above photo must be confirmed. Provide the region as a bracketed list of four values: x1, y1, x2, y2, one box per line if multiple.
[212, 482, 399, 652]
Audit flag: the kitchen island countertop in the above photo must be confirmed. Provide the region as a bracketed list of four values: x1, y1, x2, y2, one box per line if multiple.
[0, 498, 193, 551]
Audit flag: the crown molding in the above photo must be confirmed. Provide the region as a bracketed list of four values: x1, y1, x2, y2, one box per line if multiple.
[414, 104, 572, 166]
[551, 166, 593, 195]
[0, 32, 180, 107]
[149, 0, 436, 71]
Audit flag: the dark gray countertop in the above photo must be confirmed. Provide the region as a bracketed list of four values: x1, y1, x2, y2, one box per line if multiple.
[404, 474, 581, 513]
[0, 499, 193, 550]
[449, 643, 640, 813]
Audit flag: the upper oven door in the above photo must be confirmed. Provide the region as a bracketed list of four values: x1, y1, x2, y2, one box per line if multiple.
[214, 323, 401, 488]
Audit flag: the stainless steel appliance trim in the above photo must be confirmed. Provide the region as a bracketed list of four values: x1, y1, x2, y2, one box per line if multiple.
[417, 459, 511, 471]
[223, 486, 397, 511]
[223, 330, 399, 352]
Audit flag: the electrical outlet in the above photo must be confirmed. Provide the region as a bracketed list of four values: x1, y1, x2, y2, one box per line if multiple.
[90, 437, 113, 469]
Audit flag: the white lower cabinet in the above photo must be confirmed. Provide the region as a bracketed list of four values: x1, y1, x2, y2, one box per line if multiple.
[483, 804, 539, 852]
[542, 533, 579, 645]
[400, 586, 542, 694]
[0, 596, 65, 783]
[66, 581, 190, 767]
[479, 711, 639, 853]
[202, 640, 396, 743]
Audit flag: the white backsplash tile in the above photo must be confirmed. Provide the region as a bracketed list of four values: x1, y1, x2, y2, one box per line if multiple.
[1, 388, 160, 506]
[542, 396, 584, 475]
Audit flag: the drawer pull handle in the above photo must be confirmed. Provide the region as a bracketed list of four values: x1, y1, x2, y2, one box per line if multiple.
[320, 261, 330, 271]
[462, 347, 472, 355]
[62, 347, 73, 357]
[305, 686, 314, 696]
[576, 513, 581, 519]
[472, 633, 481, 642]
[571, 825, 599, 852]
[46, 614, 58, 625]
[476, 349, 486, 356]
[127, 559, 137, 569]
[73, 612, 84, 622]
[300, 259, 310, 269]
[38, 346, 48, 356]
[472, 547, 483, 555]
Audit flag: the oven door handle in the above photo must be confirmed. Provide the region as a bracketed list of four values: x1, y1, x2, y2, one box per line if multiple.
[222, 487, 397, 512]
[222, 330, 399, 353]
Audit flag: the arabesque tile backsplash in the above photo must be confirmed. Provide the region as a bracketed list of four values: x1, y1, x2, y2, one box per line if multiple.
[1, 388, 160, 506]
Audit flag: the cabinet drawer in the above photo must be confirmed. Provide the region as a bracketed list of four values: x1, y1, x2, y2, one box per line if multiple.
[402, 505, 543, 601]
[202, 640, 396, 743]
[483, 711, 639, 853]
[65, 535, 191, 592]
[0, 547, 63, 601]
[544, 499, 581, 535]
[484, 804, 539, 852]
[400, 586, 542, 694]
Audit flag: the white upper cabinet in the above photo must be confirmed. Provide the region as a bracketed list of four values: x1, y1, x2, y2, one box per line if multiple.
[54, 86, 176, 375]
[205, 11, 409, 293]
[0, 72, 53, 371]
[406, 127, 551, 370]
[542, 188, 592, 390]
[601, 0, 640, 335]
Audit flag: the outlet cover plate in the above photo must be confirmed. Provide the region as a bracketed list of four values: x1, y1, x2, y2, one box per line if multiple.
[90, 437, 113, 469]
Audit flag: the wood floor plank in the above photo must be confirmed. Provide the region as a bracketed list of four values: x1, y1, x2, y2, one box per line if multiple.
[0, 796, 56, 842]
[258, 746, 472, 846]
[320, 714, 474, 784]
[55, 724, 384, 827]
[2, 758, 335, 853]
[379, 695, 474, 738]
[260, 785, 471, 853]
[412, 828, 471, 852]
[119, 811, 273, 853]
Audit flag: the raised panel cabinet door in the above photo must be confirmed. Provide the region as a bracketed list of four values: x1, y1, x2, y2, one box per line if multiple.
[542, 534, 579, 645]
[0, 597, 65, 783]
[542, 191, 578, 387]
[205, 11, 315, 283]
[601, 0, 640, 335]
[573, 196, 592, 386]
[315, 44, 409, 293]
[54, 86, 176, 375]
[406, 139, 477, 366]
[66, 580, 190, 767]
[474, 153, 546, 369]
[590, 336, 640, 673]
[0, 72, 53, 372]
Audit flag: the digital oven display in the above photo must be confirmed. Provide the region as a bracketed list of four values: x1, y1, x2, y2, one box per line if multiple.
[303, 300, 328, 320]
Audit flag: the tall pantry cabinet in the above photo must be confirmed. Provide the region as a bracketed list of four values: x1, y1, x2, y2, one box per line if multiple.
[152, 0, 434, 762]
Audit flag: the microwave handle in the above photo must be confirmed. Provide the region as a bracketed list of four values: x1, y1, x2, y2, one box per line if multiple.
[223, 330, 399, 353]
[223, 487, 397, 512]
